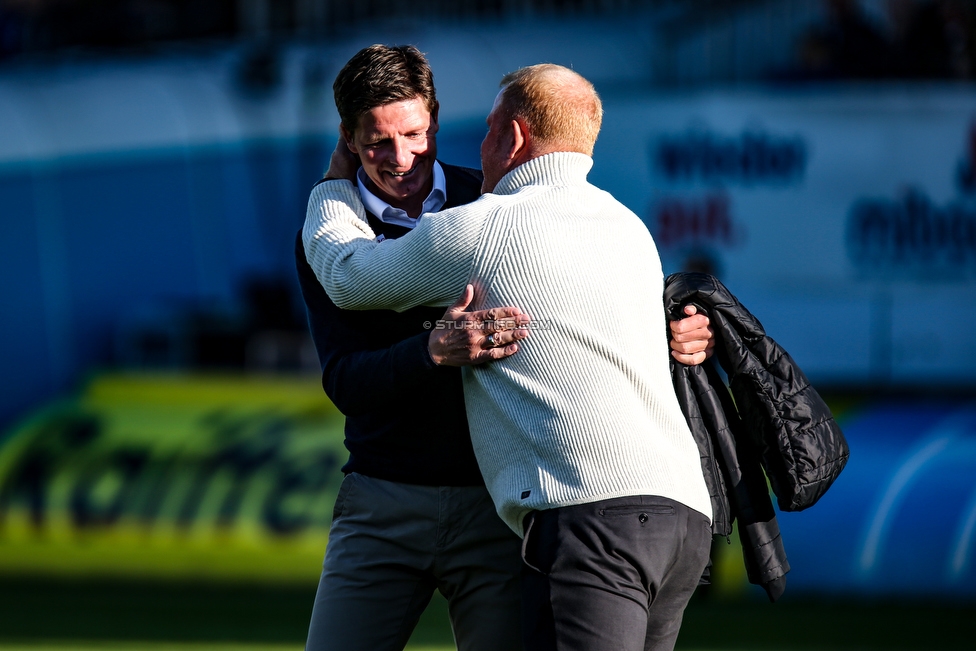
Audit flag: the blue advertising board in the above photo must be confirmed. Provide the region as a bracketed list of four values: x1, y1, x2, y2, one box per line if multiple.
[777, 398, 976, 599]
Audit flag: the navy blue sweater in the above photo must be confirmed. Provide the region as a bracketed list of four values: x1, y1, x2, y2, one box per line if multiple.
[295, 163, 485, 486]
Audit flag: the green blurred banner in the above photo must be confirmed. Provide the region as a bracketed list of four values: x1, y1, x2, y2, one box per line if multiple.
[0, 373, 345, 583]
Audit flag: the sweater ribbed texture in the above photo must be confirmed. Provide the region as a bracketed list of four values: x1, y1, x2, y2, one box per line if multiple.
[304, 152, 712, 535]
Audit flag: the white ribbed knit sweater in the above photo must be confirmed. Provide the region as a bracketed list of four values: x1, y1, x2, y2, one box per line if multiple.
[304, 152, 711, 535]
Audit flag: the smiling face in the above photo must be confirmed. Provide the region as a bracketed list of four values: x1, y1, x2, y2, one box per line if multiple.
[342, 96, 439, 216]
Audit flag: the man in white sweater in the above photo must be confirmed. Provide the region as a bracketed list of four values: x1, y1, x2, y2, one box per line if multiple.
[305, 64, 712, 651]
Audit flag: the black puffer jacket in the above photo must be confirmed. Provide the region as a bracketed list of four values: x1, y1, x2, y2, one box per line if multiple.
[664, 272, 850, 602]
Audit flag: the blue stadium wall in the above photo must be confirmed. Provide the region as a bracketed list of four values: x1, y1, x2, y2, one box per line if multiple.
[3, 34, 975, 432]
[1, 23, 975, 597]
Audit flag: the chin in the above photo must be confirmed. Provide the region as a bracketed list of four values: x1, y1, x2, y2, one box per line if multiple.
[387, 180, 420, 198]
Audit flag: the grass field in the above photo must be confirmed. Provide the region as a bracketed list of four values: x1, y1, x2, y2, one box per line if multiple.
[0, 648, 439, 651]
[0, 576, 973, 650]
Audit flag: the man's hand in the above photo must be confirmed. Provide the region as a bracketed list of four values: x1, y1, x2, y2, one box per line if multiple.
[323, 136, 360, 181]
[669, 304, 715, 366]
[428, 285, 530, 366]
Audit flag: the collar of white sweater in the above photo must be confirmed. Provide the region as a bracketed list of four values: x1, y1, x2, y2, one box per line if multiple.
[493, 151, 594, 196]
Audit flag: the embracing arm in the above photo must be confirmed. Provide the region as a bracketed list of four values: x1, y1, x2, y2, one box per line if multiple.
[297, 229, 527, 417]
[295, 230, 434, 415]
[302, 180, 478, 311]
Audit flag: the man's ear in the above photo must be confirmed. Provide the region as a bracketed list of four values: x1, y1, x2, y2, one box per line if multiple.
[509, 117, 529, 161]
[339, 123, 358, 154]
[428, 101, 440, 136]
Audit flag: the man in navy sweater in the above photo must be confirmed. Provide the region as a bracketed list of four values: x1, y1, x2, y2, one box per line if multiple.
[295, 45, 714, 651]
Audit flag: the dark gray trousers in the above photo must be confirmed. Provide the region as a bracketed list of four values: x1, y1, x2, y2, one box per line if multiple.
[520, 495, 711, 651]
[305, 473, 523, 651]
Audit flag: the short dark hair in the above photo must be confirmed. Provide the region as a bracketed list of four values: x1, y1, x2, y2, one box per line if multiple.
[333, 44, 437, 134]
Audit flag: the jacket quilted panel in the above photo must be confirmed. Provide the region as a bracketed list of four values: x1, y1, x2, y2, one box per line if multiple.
[664, 272, 850, 601]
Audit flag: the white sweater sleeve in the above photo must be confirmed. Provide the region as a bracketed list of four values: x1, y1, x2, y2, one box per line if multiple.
[302, 179, 482, 311]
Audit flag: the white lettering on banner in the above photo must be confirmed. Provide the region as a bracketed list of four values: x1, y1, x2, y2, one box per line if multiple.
[847, 189, 976, 277]
[654, 128, 807, 186]
[589, 89, 976, 383]
[846, 120, 976, 279]
[651, 192, 742, 249]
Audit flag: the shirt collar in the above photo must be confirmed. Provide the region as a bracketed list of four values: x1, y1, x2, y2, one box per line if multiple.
[355, 161, 447, 230]
[492, 152, 593, 196]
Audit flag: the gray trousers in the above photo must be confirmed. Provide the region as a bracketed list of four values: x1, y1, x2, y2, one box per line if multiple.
[520, 495, 711, 651]
[305, 473, 523, 651]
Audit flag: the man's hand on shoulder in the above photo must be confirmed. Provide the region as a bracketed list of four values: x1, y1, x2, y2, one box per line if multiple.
[323, 135, 360, 181]
[428, 285, 530, 367]
[669, 304, 715, 366]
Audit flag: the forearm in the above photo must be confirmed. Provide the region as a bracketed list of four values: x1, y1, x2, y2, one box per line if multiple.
[302, 180, 382, 308]
[302, 180, 475, 311]
[299, 236, 440, 414]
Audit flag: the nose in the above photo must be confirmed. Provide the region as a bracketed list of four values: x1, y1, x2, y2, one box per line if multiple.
[391, 137, 413, 168]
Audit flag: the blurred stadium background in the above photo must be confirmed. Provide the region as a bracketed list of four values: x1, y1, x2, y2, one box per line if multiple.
[1, 0, 975, 649]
